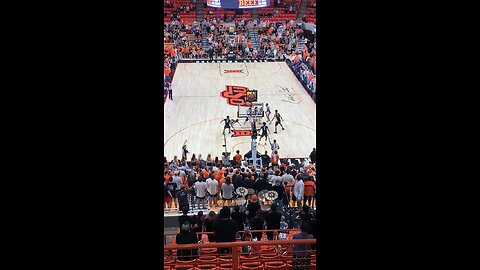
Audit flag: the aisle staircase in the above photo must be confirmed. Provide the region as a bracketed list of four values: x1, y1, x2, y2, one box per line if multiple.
[296, 0, 311, 20]
[248, 29, 260, 51]
[196, 0, 205, 21]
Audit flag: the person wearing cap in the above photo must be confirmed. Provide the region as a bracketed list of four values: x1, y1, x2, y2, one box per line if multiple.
[246, 194, 260, 220]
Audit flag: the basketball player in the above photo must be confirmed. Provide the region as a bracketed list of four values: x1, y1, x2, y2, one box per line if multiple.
[271, 139, 280, 153]
[182, 141, 189, 160]
[229, 118, 241, 131]
[259, 122, 270, 144]
[273, 110, 285, 133]
[220, 116, 231, 135]
[243, 107, 253, 126]
[265, 103, 272, 122]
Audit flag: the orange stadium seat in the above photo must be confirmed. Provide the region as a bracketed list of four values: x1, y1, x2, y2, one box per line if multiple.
[265, 261, 287, 270]
[198, 255, 218, 264]
[218, 263, 232, 270]
[197, 264, 217, 270]
[240, 262, 263, 269]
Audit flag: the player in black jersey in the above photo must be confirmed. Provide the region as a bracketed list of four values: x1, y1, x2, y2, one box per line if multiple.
[273, 110, 285, 133]
[259, 122, 270, 144]
[220, 116, 231, 135]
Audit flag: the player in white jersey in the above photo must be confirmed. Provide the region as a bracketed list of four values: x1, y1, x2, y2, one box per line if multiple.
[265, 103, 272, 122]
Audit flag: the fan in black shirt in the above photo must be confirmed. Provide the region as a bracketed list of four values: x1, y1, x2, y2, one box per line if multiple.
[231, 205, 246, 234]
[192, 211, 204, 242]
[246, 195, 260, 220]
[203, 211, 217, 243]
[175, 222, 199, 261]
[248, 210, 265, 241]
[254, 177, 268, 194]
[265, 203, 282, 240]
[177, 186, 190, 213]
[232, 172, 244, 188]
[213, 207, 239, 254]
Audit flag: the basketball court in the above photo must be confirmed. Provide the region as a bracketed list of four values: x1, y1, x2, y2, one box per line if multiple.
[164, 61, 316, 160]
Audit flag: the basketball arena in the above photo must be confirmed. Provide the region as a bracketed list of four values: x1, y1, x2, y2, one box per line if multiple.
[163, 0, 317, 269]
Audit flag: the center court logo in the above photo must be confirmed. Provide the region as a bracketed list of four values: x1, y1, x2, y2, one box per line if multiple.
[220, 85, 257, 107]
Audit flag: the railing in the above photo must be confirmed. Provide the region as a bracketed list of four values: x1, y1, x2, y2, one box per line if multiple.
[164, 238, 316, 269]
[164, 229, 302, 245]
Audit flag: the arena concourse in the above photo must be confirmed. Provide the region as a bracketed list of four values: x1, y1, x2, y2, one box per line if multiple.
[163, 1, 317, 269]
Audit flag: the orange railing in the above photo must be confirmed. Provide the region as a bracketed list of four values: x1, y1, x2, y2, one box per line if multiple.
[164, 238, 317, 270]
[164, 229, 302, 245]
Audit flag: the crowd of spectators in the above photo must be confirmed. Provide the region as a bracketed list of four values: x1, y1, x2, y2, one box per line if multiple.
[163, 146, 317, 214]
[164, 16, 317, 100]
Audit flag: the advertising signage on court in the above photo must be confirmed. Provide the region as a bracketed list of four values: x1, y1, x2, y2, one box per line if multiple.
[206, 0, 270, 9]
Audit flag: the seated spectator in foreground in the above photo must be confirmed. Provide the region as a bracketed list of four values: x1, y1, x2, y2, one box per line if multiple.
[292, 222, 315, 270]
[176, 221, 199, 261]
[241, 229, 259, 255]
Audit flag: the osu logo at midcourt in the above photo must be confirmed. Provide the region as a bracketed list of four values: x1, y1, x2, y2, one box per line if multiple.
[220, 85, 257, 107]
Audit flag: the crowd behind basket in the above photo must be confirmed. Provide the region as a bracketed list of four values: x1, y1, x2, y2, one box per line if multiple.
[163, 15, 317, 102]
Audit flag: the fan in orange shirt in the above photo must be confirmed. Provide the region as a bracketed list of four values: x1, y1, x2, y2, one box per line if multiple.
[233, 150, 242, 166]
[303, 177, 316, 207]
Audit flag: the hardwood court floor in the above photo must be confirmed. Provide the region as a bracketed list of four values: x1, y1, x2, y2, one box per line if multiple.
[164, 61, 316, 160]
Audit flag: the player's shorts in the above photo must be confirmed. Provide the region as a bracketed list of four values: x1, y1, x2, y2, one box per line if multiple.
[260, 132, 268, 137]
[196, 195, 206, 200]
[275, 121, 281, 126]
[164, 196, 172, 204]
[224, 125, 230, 129]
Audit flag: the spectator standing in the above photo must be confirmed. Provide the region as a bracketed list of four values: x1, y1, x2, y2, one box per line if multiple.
[172, 171, 183, 208]
[213, 206, 239, 254]
[294, 176, 304, 207]
[177, 185, 190, 213]
[203, 211, 217, 243]
[248, 209, 265, 241]
[233, 150, 242, 166]
[164, 181, 173, 209]
[309, 148, 316, 164]
[206, 175, 219, 208]
[192, 211, 204, 242]
[303, 176, 316, 207]
[166, 177, 178, 209]
[246, 195, 260, 220]
[231, 205, 247, 236]
[265, 203, 282, 240]
[194, 176, 208, 209]
[221, 176, 235, 207]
